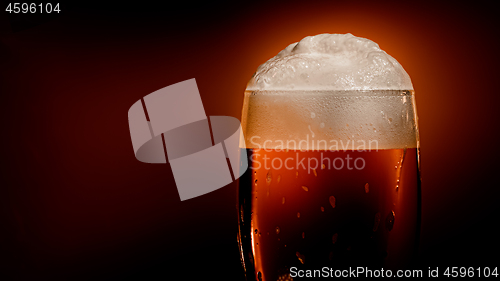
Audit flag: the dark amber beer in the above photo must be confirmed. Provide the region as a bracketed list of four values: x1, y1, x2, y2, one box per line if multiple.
[237, 34, 420, 280]
[237, 148, 420, 280]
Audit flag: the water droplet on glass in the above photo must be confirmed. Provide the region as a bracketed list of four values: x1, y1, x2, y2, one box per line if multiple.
[320, 206, 325, 212]
[373, 212, 381, 232]
[332, 233, 338, 244]
[329, 196, 336, 208]
[311, 112, 316, 118]
[276, 226, 280, 234]
[257, 271, 262, 281]
[308, 125, 315, 137]
[302, 232, 305, 239]
[254, 179, 258, 186]
[364, 183, 369, 193]
[320, 122, 325, 128]
[302, 186, 309, 192]
[296, 251, 305, 264]
[282, 197, 286, 204]
[255, 229, 258, 235]
[321, 163, 326, 169]
[312, 169, 317, 177]
[277, 175, 281, 183]
[296, 171, 299, 178]
[386, 210, 395, 231]
[266, 170, 272, 185]
[297, 212, 301, 218]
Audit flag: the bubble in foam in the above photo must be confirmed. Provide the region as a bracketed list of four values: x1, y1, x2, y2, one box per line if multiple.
[247, 33, 413, 91]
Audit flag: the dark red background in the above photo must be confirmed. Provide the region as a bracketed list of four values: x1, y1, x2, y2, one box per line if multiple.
[1, 0, 499, 279]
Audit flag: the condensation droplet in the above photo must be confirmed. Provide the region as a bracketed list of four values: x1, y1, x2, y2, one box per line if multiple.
[320, 206, 325, 212]
[320, 122, 325, 128]
[255, 229, 258, 235]
[254, 179, 258, 186]
[296, 171, 299, 178]
[277, 175, 281, 183]
[308, 125, 315, 137]
[329, 196, 336, 208]
[266, 170, 272, 185]
[310, 112, 316, 118]
[364, 183, 369, 193]
[302, 186, 309, 192]
[332, 233, 338, 244]
[321, 163, 326, 169]
[296, 251, 305, 264]
[302, 232, 305, 239]
[297, 212, 301, 218]
[257, 271, 262, 281]
[312, 169, 317, 177]
[395, 185, 399, 192]
[386, 210, 395, 231]
[282, 197, 286, 204]
[276, 226, 280, 234]
[373, 212, 381, 232]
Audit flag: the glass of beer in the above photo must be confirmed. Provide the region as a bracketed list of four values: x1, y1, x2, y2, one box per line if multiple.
[237, 34, 421, 280]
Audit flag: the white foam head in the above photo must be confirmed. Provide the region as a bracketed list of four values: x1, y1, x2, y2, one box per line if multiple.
[247, 33, 413, 91]
[241, 34, 418, 150]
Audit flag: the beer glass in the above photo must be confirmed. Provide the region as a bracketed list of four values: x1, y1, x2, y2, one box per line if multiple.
[237, 34, 421, 280]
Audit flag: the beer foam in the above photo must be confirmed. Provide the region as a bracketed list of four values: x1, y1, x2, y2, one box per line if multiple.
[241, 34, 418, 150]
[241, 90, 418, 150]
[247, 33, 413, 91]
